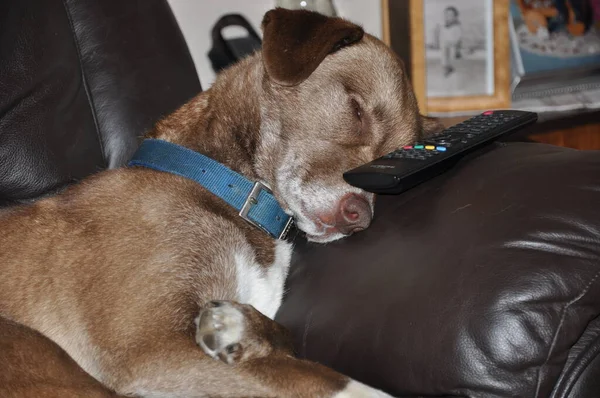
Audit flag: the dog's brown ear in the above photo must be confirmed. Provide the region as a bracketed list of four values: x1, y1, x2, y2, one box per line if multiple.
[261, 8, 364, 86]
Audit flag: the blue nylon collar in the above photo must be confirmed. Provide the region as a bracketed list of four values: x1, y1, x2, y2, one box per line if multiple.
[128, 139, 294, 240]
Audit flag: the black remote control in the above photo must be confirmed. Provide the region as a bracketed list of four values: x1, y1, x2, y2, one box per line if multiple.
[343, 110, 538, 194]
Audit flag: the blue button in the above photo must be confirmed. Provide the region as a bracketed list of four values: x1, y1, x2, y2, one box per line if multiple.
[436, 146, 447, 152]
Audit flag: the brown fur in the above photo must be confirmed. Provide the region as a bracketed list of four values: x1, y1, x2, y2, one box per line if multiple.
[0, 317, 120, 398]
[0, 9, 442, 398]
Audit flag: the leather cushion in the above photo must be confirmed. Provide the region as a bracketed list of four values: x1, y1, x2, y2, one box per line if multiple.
[62, 0, 201, 168]
[0, 0, 103, 201]
[277, 142, 600, 397]
[0, 0, 200, 202]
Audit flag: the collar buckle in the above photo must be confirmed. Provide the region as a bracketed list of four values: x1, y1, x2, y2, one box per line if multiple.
[278, 216, 295, 240]
[239, 181, 294, 240]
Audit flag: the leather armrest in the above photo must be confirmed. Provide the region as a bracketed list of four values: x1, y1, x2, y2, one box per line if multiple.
[277, 142, 600, 397]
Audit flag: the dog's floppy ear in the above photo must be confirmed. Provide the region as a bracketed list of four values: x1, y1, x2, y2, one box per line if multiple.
[261, 8, 364, 86]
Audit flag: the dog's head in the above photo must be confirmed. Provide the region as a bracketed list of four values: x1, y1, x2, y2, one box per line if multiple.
[255, 8, 440, 243]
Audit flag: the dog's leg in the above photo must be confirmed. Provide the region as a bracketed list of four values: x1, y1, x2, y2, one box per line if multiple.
[193, 300, 394, 398]
[103, 301, 392, 398]
[195, 300, 293, 364]
[105, 335, 273, 398]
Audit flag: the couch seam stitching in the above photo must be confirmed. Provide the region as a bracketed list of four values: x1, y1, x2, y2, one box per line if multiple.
[535, 269, 600, 397]
[60, 0, 107, 168]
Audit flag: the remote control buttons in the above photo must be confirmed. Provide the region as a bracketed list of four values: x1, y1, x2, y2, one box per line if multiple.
[483, 110, 494, 115]
[384, 143, 445, 160]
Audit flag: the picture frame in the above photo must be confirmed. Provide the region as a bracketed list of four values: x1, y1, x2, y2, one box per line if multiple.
[382, 0, 512, 115]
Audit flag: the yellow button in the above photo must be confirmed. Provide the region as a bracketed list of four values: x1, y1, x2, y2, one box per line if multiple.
[425, 145, 435, 150]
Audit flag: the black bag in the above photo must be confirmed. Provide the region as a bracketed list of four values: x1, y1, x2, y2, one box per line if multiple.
[208, 14, 262, 73]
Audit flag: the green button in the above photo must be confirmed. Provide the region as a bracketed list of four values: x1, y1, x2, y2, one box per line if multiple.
[414, 145, 424, 149]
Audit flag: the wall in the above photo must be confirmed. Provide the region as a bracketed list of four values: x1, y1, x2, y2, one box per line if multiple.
[167, 0, 383, 89]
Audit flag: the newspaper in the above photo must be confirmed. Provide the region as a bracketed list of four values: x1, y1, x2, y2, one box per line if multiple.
[427, 80, 600, 117]
[512, 85, 600, 113]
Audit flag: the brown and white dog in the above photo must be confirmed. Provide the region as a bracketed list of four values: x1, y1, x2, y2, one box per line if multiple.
[0, 8, 441, 398]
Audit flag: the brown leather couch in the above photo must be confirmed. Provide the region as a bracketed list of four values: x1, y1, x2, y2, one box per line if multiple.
[1, 1, 599, 397]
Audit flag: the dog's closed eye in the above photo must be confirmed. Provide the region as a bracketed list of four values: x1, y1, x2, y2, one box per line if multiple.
[350, 98, 366, 136]
[351, 98, 362, 121]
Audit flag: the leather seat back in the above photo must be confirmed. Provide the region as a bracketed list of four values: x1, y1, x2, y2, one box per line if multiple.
[0, 0, 201, 204]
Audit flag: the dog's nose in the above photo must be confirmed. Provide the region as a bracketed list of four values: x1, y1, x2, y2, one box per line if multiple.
[335, 193, 372, 235]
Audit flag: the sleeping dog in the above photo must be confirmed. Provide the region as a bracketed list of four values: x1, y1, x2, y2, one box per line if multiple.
[0, 8, 441, 398]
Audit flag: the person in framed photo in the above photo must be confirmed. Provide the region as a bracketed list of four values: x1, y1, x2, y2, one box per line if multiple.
[424, 0, 494, 99]
[436, 6, 463, 77]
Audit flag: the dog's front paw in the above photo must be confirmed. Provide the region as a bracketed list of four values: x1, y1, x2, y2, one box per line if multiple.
[195, 300, 294, 364]
[195, 301, 246, 364]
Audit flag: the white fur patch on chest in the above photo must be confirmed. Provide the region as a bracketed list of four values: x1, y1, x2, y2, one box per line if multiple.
[234, 240, 292, 319]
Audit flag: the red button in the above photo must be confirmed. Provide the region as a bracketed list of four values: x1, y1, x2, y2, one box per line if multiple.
[403, 145, 413, 149]
[483, 111, 494, 115]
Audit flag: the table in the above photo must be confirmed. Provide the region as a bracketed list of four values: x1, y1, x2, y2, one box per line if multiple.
[439, 109, 600, 150]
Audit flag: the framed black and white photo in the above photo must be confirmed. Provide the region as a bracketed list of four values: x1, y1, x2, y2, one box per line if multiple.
[382, 0, 512, 115]
[424, 0, 494, 98]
